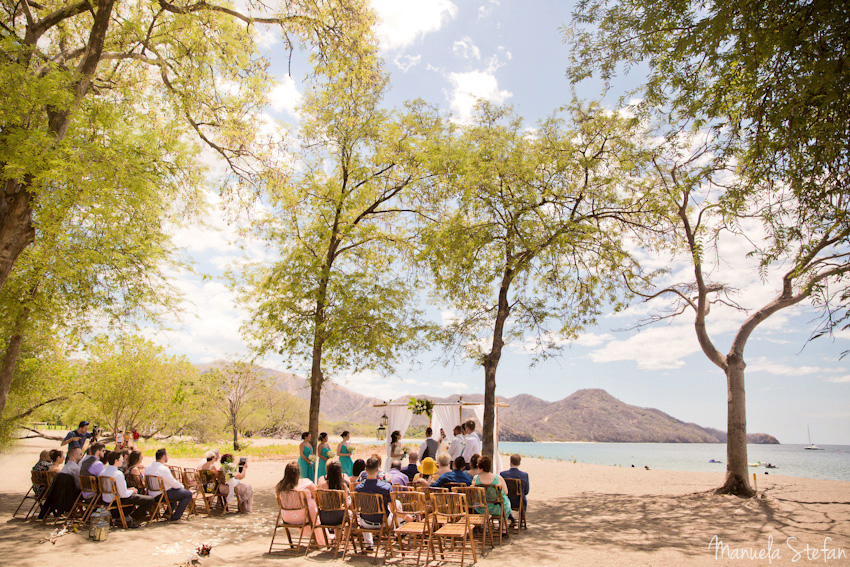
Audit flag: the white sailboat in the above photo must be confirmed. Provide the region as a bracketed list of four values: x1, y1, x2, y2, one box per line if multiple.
[805, 426, 824, 450]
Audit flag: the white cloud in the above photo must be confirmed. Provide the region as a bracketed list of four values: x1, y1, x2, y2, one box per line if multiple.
[446, 70, 512, 122]
[574, 332, 615, 347]
[452, 37, 480, 60]
[441, 381, 469, 391]
[393, 54, 422, 72]
[826, 375, 850, 384]
[268, 76, 302, 116]
[478, 0, 499, 18]
[747, 357, 823, 376]
[588, 325, 701, 370]
[370, 0, 458, 51]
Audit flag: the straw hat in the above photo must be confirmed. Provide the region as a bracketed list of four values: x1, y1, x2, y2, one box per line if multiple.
[418, 457, 438, 476]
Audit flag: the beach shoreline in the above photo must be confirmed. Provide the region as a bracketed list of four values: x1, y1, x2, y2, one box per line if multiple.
[2, 436, 849, 566]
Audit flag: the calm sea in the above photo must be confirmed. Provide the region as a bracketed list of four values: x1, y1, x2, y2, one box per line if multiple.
[498, 442, 850, 482]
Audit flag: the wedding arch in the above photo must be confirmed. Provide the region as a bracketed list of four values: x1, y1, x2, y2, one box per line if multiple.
[373, 397, 508, 473]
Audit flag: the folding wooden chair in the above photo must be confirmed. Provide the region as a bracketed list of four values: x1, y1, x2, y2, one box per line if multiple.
[99, 476, 131, 529]
[145, 475, 174, 526]
[391, 484, 416, 493]
[422, 486, 447, 514]
[308, 489, 350, 557]
[444, 482, 466, 490]
[453, 486, 494, 553]
[269, 490, 312, 557]
[168, 465, 183, 480]
[182, 469, 208, 516]
[428, 492, 476, 567]
[503, 477, 527, 532]
[343, 492, 393, 565]
[67, 475, 101, 525]
[390, 491, 431, 567]
[13, 470, 49, 519]
[215, 469, 235, 514]
[482, 484, 509, 544]
[127, 472, 146, 494]
[197, 469, 228, 514]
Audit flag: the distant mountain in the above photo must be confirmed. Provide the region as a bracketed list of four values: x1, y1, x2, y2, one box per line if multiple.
[204, 363, 778, 444]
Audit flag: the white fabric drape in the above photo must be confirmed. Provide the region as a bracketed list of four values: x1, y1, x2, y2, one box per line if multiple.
[471, 405, 503, 474]
[384, 405, 413, 471]
[432, 404, 459, 445]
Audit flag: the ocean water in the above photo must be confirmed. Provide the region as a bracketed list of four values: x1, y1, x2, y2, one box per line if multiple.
[498, 442, 850, 482]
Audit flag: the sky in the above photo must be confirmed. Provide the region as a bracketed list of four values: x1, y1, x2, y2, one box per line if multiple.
[143, 0, 849, 445]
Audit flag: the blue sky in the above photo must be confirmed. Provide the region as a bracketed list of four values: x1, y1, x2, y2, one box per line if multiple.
[148, 0, 849, 445]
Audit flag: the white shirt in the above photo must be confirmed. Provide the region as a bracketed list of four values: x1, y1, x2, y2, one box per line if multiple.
[144, 461, 184, 496]
[462, 433, 481, 463]
[100, 465, 133, 501]
[448, 436, 465, 460]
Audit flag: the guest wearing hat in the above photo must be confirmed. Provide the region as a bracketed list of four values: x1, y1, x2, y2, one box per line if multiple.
[199, 450, 220, 472]
[412, 457, 439, 487]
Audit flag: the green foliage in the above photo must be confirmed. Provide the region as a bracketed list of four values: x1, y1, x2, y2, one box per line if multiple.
[83, 334, 199, 438]
[417, 101, 661, 360]
[408, 397, 434, 418]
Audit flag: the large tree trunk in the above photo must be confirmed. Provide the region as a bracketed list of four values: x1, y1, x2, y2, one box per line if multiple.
[0, 188, 36, 293]
[0, 333, 26, 420]
[716, 355, 755, 496]
[482, 273, 512, 458]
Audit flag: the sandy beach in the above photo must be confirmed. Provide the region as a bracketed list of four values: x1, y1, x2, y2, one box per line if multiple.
[1, 437, 849, 566]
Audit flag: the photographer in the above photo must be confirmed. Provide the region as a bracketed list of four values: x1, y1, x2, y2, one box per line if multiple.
[61, 421, 98, 460]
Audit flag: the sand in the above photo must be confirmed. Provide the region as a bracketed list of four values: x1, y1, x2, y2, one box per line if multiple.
[2, 437, 849, 566]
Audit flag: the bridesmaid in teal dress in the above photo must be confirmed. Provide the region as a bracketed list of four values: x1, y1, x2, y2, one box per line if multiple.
[337, 430, 353, 476]
[316, 432, 330, 480]
[298, 431, 314, 479]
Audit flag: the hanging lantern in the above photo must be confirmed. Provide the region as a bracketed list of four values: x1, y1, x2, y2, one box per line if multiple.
[380, 412, 388, 427]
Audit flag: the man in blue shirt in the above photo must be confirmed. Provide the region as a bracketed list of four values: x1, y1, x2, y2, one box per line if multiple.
[401, 450, 419, 480]
[61, 421, 97, 460]
[430, 456, 473, 487]
[355, 456, 393, 548]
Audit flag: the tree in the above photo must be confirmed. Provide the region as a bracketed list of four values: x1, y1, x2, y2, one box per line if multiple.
[200, 361, 268, 450]
[236, 32, 431, 452]
[0, 0, 368, 293]
[566, 0, 850, 496]
[84, 334, 198, 439]
[418, 102, 660, 459]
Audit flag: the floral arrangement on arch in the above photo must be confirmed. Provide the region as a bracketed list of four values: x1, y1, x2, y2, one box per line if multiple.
[408, 397, 434, 418]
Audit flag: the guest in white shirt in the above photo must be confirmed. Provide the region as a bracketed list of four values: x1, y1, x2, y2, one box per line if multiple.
[461, 420, 482, 469]
[145, 448, 193, 521]
[448, 425, 465, 460]
[100, 450, 155, 527]
[59, 447, 83, 488]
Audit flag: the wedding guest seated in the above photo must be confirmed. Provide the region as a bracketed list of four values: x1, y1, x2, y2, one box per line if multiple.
[59, 447, 83, 488]
[47, 449, 64, 474]
[412, 457, 439, 486]
[354, 456, 393, 548]
[101, 450, 156, 528]
[276, 461, 325, 546]
[126, 450, 145, 477]
[199, 450, 220, 471]
[468, 454, 481, 478]
[435, 452, 452, 477]
[352, 459, 366, 479]
[500, 453, 529, 524]
[472, 455, 511, 518]
[386, 459, 409, 486]
[430, 456, 473, 487]
[80, 443, 106, 500]
[221, 454, 253, 513]
[401, 450, 419, 480]
[38, 448, 83, 520]
[317, 459, 350, 528]
[32, 450, 51, 472]
[357, 454, 388, 482]
[145, 448, 192, 521]
[117, 449, 131, 472]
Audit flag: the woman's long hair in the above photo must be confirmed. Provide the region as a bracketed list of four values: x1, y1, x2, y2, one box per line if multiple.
[126, 450, 143, 471]
[276, 461, 301, 494]
[325, 460, 344, 490]
[391, 430, 401, 444]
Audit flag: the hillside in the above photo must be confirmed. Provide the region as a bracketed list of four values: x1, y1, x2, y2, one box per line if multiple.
[202, 363, 778, 444]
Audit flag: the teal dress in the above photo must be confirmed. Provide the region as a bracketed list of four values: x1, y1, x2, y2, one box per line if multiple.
[317, 445, 330, 480]
[299, 445, 314, 479]
[474, 476, 512, 517]
[339, 443, 353, 476]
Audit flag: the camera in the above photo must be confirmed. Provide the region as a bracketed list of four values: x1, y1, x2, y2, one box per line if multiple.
[91, 425, 103, 438]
